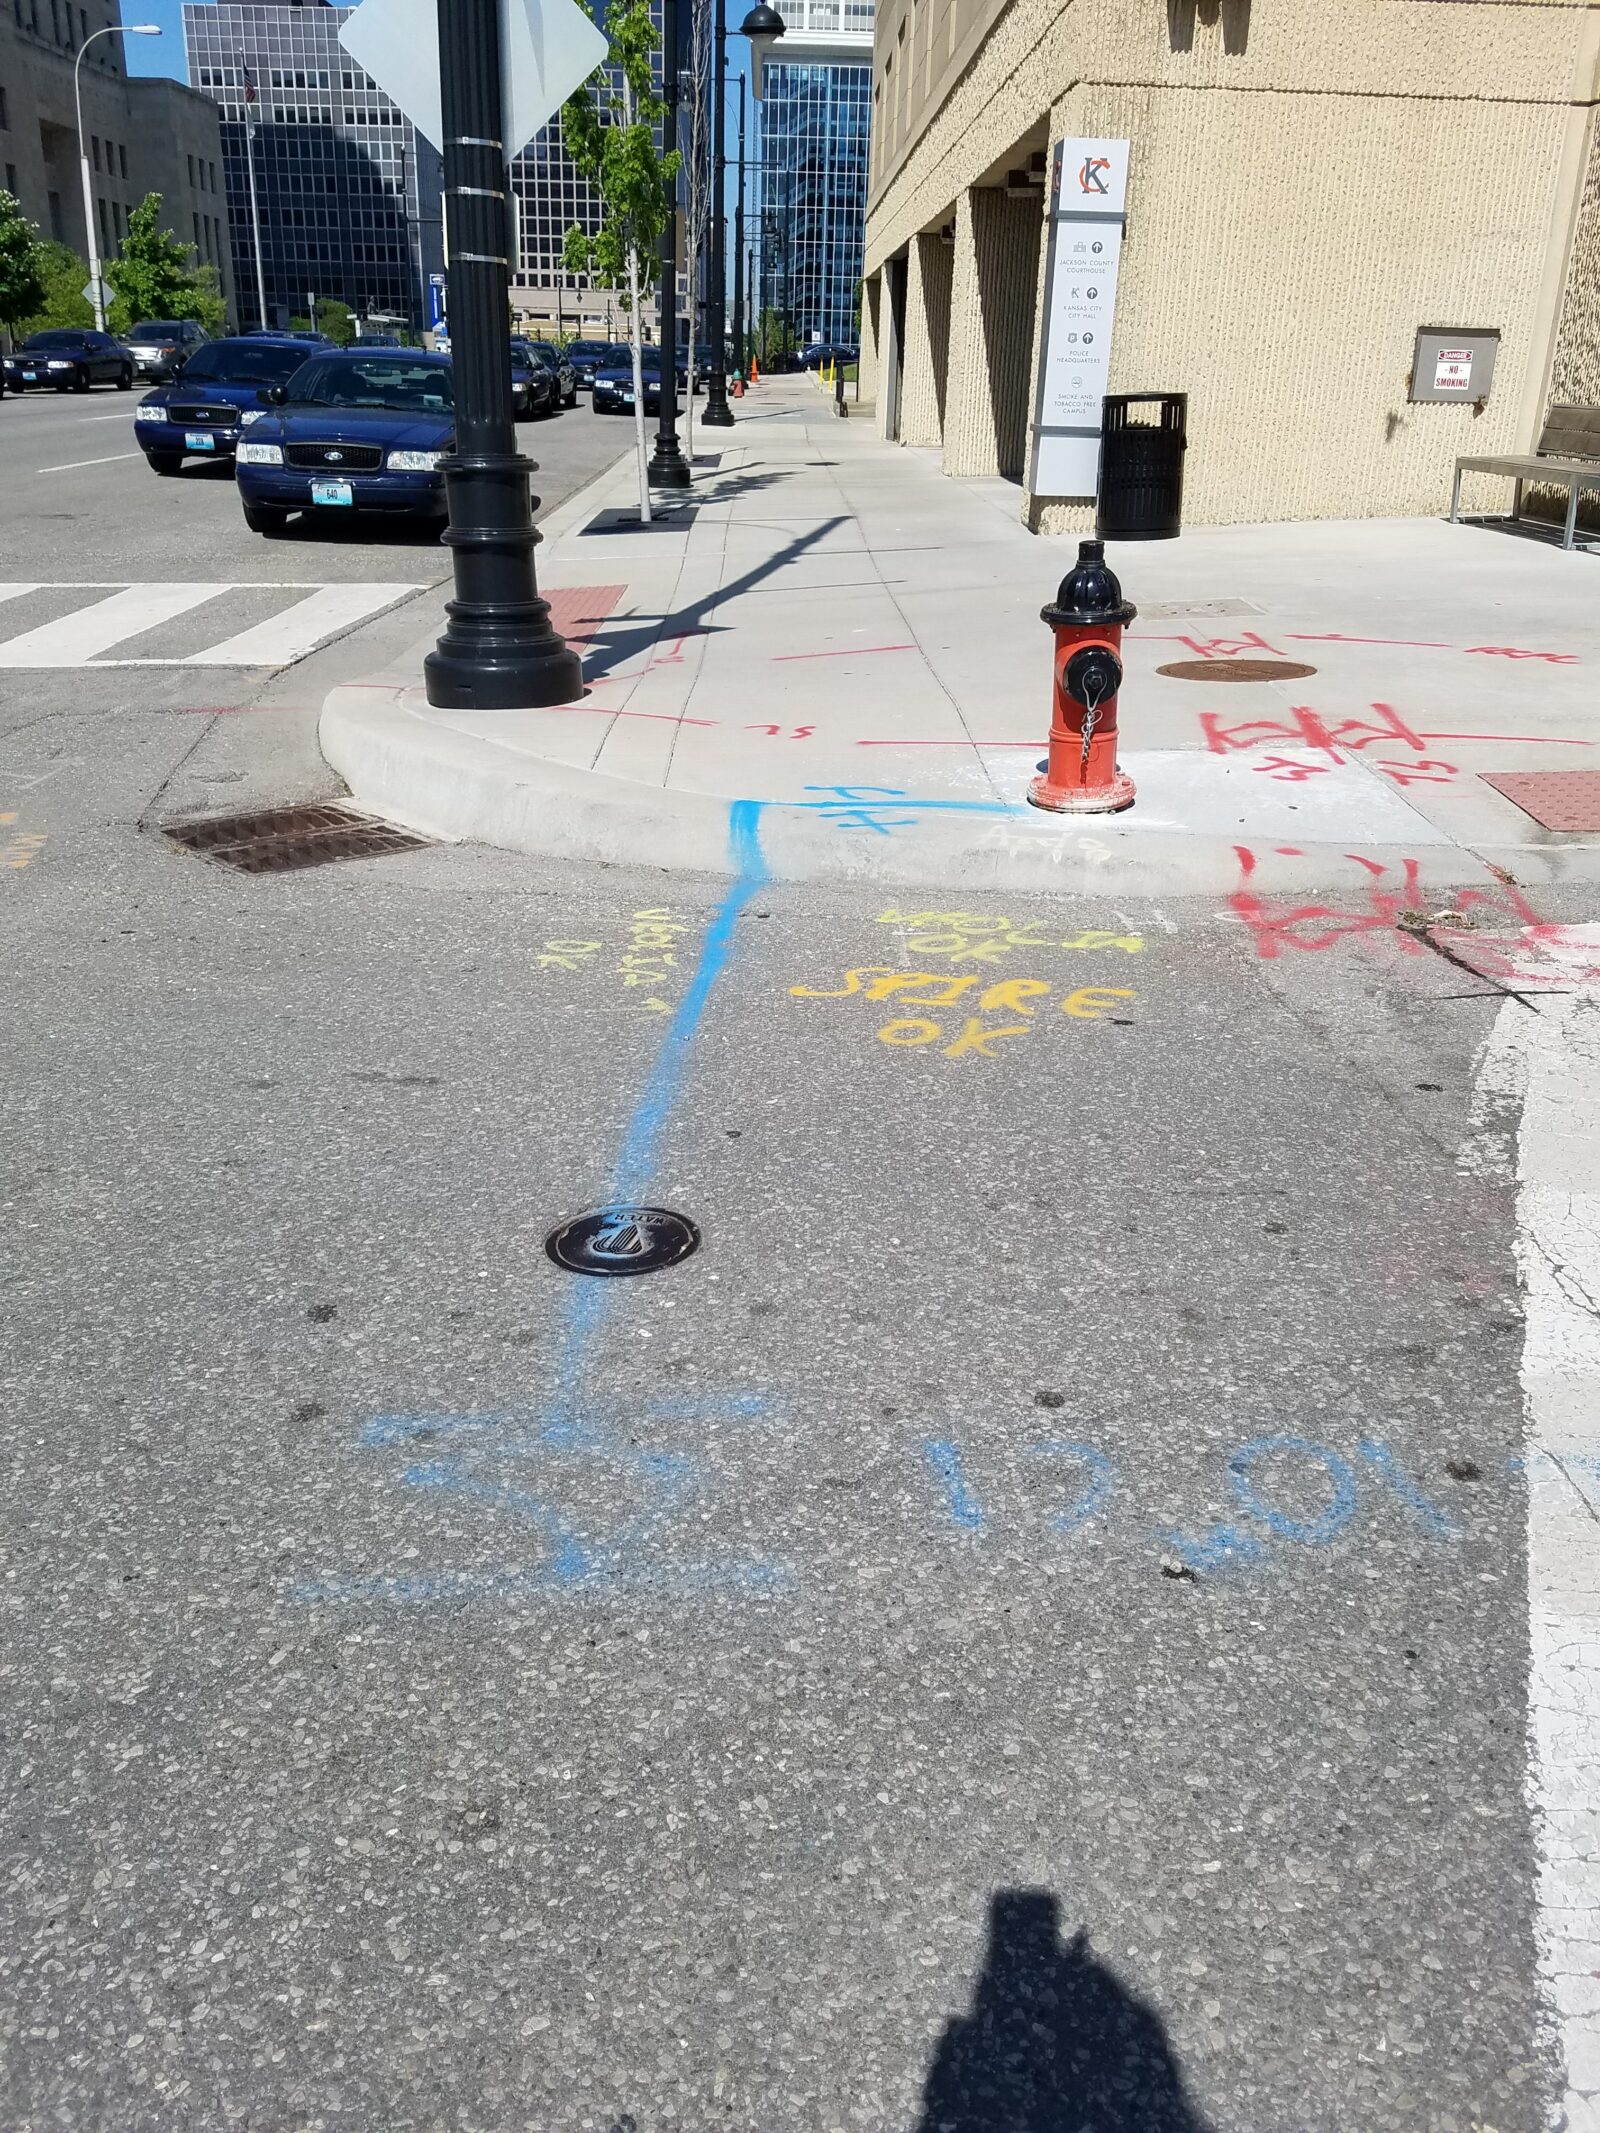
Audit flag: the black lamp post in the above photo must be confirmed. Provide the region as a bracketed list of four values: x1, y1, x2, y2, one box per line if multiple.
[731, 75, 745, 380]
[648, 0, 693, 487]
[701, 0, 734, 425]
[424, 0, 582, 709]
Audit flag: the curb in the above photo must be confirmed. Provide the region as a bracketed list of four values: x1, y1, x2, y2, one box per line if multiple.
[319, 681, 1524, 895]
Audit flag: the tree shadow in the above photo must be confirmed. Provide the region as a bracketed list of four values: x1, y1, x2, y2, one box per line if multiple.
[915, 1891, 1214, 2133]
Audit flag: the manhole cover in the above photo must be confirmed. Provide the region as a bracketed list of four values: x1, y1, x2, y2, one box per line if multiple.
[164, 803, 434, 874]
[1160, 652, 1322, 678]
[1480, 771, 1600, 832]
[545, 1205, 701, 1277]
[1155, 659, 1319, 683]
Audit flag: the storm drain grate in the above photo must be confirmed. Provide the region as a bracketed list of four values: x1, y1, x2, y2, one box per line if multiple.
[1155, 658, 1319, 683]
[1480, 771, 1600, 833]
[164, 803, 435, 874]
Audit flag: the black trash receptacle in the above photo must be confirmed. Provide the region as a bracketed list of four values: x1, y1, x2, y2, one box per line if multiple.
[1097, 393, 1187, 541]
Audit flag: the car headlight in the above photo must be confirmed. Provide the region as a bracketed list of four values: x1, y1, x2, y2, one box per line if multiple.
[240, 409, 267, 426]
[138, 404, 168, 422]
[387, 449, 443, 472]
[237, 442, 283, 465]
[47, 360, 73, 370]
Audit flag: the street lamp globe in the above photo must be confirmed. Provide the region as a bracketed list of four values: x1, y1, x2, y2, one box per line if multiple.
[738, 2, 785, 40]
[125, 23, 162, 31]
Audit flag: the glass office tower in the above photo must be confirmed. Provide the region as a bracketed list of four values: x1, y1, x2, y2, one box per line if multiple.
[185, 0, 442, 331]
[757, 0, 872, 350]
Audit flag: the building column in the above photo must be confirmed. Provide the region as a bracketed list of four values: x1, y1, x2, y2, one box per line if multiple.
[898, 228, 953, 449]
[942, 184, 1044, 480]
[859, 271, 883, 409]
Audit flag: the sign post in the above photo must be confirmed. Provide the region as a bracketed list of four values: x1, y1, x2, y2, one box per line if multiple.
[1028, 137, 1131, 499]
[338, 0, 607, 708]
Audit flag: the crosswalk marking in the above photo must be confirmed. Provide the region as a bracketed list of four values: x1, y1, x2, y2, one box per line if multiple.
[183, 584, 424, 667]
[0, 581, 432, 669]
[0, 584, 234, 666]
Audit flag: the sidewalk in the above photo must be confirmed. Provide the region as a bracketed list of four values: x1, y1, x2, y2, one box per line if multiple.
[321, 378, 1600, 897]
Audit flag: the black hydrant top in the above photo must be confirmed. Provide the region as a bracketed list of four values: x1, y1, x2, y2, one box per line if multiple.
[1041, 538, 1138, 630]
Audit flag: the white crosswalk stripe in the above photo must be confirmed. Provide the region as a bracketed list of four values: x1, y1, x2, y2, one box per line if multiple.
[0, 581, 430, 669]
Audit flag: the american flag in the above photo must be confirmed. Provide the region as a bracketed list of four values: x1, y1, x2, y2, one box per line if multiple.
[239, 50, 258, 114]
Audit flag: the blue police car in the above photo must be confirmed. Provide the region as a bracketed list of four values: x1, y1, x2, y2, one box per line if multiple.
[234, 347, 455, 536]
[133, 335, 312, 474]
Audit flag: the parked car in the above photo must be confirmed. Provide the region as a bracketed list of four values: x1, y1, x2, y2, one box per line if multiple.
[246, 329, 331, 345]
[124, 318, 210, 382]
[592, 346, 673, 416]
[520, 339, 577, 409]
[566, 338, 623, 389]
[235, 346, 454, 535]
[508, 340, 557, 421]
[133, 335, 313, 473]
[3, 329, 132, 393]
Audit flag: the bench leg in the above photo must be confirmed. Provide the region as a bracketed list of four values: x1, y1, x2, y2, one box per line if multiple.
[1512, 478, 1522, 524]
[1565, 483, 1580, 551]
[1450, 465, 1462, 524]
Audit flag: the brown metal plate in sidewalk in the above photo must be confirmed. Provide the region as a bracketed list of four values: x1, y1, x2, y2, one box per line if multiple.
[164, 803, 435, 874]
[1155, 658, 1319, 683]
[1480, 771, 1600, 832]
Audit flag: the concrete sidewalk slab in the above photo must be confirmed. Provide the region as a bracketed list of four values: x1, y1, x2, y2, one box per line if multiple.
[323, 381, 1600, 897]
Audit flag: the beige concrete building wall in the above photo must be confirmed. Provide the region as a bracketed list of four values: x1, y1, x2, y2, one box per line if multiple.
[899, 226, 952, 446]
[861, 0, 1600, 529]
[941, 183, 1041, 478]
[1549, 115, 1600, 408]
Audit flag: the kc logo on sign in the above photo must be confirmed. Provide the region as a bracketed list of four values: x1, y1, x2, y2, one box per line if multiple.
[1077, 155, 1111, 194]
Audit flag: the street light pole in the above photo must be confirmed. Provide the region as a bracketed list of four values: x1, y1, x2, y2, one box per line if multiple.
[701, 0, 733, 426]
[240, 52, 269, 331]
[423, 0, 582, 711]
[647, 0, 691, 488]
[74, 23, 159, 332]
[731, 74, 745, 381]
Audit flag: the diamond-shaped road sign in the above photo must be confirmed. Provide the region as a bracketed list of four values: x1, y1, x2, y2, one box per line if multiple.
[337, 0, 608, 159]
[81, 278, 108, 308]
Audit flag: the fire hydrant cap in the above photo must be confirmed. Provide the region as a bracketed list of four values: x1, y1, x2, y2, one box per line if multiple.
[1041, 538, 1137, 629]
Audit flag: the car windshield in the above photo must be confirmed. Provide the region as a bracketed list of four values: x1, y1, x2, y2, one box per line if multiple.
[287, 356, 454, 411]
[570, 341, 611, 359]
[178, 342, 308, 385]
[24, 331, 89, 350]
[130, 321, 187, 340]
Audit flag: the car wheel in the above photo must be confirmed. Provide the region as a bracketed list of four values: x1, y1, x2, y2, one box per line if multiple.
[564, 388, 577, 408]
[117, 367, 132, 390]
[73, 372, 91, 393]
[243, 502, 291, 536]
[145, 452, 184, 476]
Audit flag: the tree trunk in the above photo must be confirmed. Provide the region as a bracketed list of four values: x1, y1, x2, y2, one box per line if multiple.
[627, 251, 651, 525]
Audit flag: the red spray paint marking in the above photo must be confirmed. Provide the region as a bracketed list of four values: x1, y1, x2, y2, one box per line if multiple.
[854, 739, 1043, 748]
[1285, 632, 1579, 664]
[1229, 845, 1600, 985]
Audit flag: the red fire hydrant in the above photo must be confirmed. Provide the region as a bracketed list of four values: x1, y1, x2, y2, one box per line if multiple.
[1029, 538, 1136, 814]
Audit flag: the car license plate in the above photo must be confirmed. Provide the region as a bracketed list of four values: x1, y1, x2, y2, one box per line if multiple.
[22, 371, 36, 383]
[186, 431, 215, 450]
[311, 479, 354, 507]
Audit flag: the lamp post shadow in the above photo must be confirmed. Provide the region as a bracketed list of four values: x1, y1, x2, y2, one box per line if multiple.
[915, 1891, 1215, 2133]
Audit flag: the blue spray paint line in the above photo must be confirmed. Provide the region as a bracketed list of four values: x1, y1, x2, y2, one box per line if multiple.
[1228, 1435, 1358, 1546]
[608, 798, 770, 1204]
[923, 1439, 986, 1532]
[1357, 1439, 1459, 1538]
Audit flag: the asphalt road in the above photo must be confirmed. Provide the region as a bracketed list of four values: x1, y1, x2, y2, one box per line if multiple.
[1, 376, 1593, 2130]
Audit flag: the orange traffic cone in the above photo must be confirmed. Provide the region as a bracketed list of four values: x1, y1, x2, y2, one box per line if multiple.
[751, 357, 760, 384]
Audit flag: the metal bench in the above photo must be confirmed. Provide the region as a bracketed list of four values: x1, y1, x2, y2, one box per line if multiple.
[1452, 403, 1600, 550]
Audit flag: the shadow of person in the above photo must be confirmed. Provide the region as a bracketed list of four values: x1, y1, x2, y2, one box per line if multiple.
[916, 1891, 1214, 2133]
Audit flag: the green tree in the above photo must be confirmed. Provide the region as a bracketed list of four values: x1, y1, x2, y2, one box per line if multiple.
[561, 0, 680, 522]
[313, 296, 356, 346]
[189, 264, 228, 338]
[15, 240, 94, 334]
[0, 191, 48, 345]
[105, 194, 213, 334]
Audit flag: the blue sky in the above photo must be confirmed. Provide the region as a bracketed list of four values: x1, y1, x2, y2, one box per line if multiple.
[122, 0, 194, 80]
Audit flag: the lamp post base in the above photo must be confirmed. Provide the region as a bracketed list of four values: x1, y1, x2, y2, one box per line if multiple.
[702, 376, 735, 428]
[648, 431, 693, 488]
[424, 454, 583, 710]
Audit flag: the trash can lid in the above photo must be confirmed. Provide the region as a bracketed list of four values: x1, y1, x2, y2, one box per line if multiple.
[1041, 538, 1137, 628]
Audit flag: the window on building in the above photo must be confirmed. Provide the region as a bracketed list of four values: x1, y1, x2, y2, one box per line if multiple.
[187, 152, 195, 185]
[193, 210, 200, 244]
[5, 164, 17, 195]
[78, 4, 85, 41]
[118, 142, 126, 178]
[209, 161, 217, 191]
[92, 134, 100, 171]
[0, 84, 8, 129]
[113, 199, 124, 239]
[97, 196, 108, 250]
